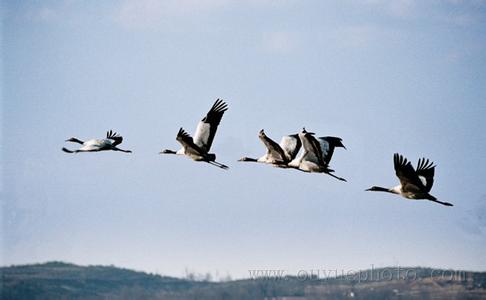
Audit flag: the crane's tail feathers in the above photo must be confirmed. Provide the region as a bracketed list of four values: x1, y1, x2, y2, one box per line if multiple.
[208, 161, 229, 170]
[62, 147, 75, 153]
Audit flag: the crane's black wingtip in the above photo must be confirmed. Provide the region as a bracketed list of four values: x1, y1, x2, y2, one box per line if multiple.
[211, 99, 228, 113]
[177, 127, 189, 137]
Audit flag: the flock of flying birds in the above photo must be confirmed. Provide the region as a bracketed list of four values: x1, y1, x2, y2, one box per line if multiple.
[62, 99, 453, 207]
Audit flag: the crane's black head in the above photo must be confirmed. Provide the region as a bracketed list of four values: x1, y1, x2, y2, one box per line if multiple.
[301, 127, 315, 135]
[259, 129, 266, 136]
[335, 139, 346, 149]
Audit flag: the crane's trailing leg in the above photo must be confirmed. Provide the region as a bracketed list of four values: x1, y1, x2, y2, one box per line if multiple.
[326, 172, 347, 182]
[208, 161, 229, 170]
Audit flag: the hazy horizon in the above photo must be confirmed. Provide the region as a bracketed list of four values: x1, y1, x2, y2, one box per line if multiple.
[2, 0, 486, 279]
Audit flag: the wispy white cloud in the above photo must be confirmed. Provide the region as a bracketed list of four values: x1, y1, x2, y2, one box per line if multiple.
[23, 6, 58, 23]
[114, 0, 229, 29]
[333, 25, 378, 49]
[361, 0, 416, 18]
[387, 0, 416, 17]
[358, 0, 486, 26]
[8, 0, 82, 24]
[261, 31, 299, 54]
[321, 25, 396, 50]
[113, 0, 297, 30]
[459, 195, 486, 238]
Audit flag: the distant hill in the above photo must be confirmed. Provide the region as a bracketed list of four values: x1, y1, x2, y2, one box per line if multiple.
[1, 262, 485, 300]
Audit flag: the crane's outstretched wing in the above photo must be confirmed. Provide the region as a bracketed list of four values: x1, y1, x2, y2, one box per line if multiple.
[176, 128, 205, 155]
[318, 136, 344, 165]
[394, 153, 426, 193]
[193, 99, 228, 153]
[279, 134, 301, 161]
[416, 157, 435, 192]
[258, 129, 287, 163]
[106, 130, 123, 146]
[300, 131, 325, 166]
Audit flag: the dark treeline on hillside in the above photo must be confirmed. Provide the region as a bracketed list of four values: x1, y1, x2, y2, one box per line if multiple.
[1, 262, 486, 300]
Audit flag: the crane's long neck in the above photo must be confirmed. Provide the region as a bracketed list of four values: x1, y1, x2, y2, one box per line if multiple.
[238, 157, 258, 162]
[367, 186, 399, 194]
[71, 138, 84, 144]
[160, 149, 177, 154]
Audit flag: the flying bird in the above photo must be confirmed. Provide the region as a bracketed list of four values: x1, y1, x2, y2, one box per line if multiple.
[239, 128, 346, 181]
[62, 130, 132, 153]
[366, 153, 453, 206]
[160, 99, 229, 170]
[238, 129, 301, 166]
[288, 128, 347, 181]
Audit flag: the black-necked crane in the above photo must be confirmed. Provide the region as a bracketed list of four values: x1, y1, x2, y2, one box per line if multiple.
[160, 99, 229, 170]
[366, 153, 453, 206]
[288, 128, 347, 181]
[238, 129, 301, 166]
[62, 130, 132, 154]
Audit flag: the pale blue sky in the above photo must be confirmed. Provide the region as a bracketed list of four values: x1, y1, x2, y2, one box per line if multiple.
[2, 0, 486, 279]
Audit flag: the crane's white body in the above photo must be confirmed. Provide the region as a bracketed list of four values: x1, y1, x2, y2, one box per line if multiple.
[78, 139, 114, 151]
[63, 130, 131, 154]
